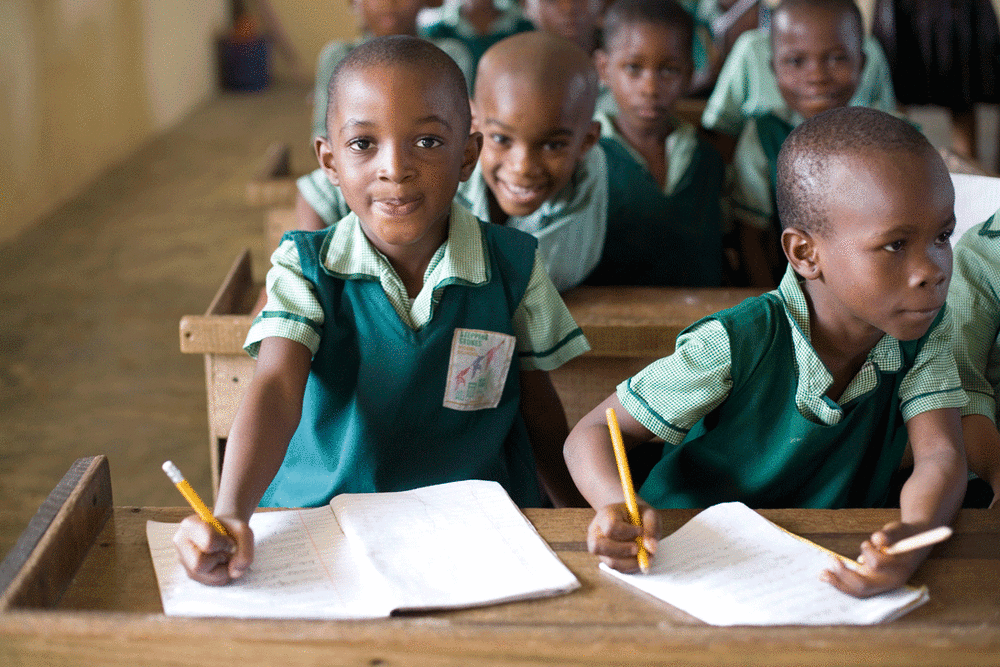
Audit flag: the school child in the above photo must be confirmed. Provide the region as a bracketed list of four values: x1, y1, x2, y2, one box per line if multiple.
[565, 106, 968, 598]
[173, 36, 590, 585]
[588, 0, 725, 286]
[457, 31, 709, 291]
[309, 0, 474, 139]
[949, 212, 1000, 509]
[729, 0, 866, 287]
[700, 10, 896, 140]
[522, 0, 606, 54]
[423, 0, 534, 71]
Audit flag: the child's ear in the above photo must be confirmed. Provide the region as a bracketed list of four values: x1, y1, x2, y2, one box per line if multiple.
[460, 131, 484, 181]
[469, 99, 479, 133]
[314, 136, 341, 187]
[594, 49, 609, 84]
[782, 226, 821, 280]
[580, 120, 601, 155]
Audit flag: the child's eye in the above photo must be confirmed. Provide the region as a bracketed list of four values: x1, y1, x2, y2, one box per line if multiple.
[659, 66, 682, 78]
[883, 239, 906, 252]
[624, 62, 642, 75]
[782, 56, 805, 68]
[348, 137, 373, 151]
[542, 140, 568, 151]
[490, 133, 511, 147]
[415, 136, 443, 149]
[936, 228, 955, 245]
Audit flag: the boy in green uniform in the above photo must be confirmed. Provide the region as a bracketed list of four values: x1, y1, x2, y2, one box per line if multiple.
[949, 212, 1000, 509]
[174, 36, 590, 586]
[589, 0, 725, 286]
[458, 31, 709, 290]
[729, 0, 866, 287]
[565, 107, 967, 598]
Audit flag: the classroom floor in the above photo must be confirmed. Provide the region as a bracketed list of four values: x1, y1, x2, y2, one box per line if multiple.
[1, 82, 997, 559]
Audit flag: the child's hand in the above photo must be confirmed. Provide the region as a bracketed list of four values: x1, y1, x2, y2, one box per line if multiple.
[173, 514, 253, 586]
[586, 502, 660, 573]
[820, 521, 932, 598]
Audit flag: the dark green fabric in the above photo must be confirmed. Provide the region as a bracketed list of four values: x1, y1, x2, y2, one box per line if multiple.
[637, 292, 936, 509]
[260, 221, 543, 508]
[754, 112, 796, 233]
[586, 136, 724, 287]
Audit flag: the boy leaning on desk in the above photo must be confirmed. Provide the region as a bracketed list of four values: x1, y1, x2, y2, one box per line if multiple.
[172, 35, 591, 586]
[565, 107, 968, 600]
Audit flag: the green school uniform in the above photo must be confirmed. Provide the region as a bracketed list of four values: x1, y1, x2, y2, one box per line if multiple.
[729, 107, 800, 233]
[701, 29, 897, 136]
[618, 265, 966, 509]
[422, 1, 534, 74]
[246, 203, 590, 508]
[587, 111, 724, 286]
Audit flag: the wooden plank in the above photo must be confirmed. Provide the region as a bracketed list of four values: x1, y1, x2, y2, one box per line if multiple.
[0, 456, 112, 611]
[245, 142, 298, 208]
[266, 207, 297, 253]
[1, 506, 998, 666]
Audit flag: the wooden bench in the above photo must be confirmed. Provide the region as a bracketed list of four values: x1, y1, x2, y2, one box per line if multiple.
[3, 456, 999, 666]
[180, 250, 760, 497]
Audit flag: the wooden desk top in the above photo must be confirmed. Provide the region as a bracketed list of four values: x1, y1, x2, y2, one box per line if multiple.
[2, 458, 999, 666]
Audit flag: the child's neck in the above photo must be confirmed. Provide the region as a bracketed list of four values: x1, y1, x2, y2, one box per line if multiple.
[803, 282, 884, 401]
[461, 0, 501, 35]
[615, 116, 673, 188]
[487, 189, 511, 226]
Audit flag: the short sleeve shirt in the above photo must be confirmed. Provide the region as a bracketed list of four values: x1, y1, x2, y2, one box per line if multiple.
[246, 202, 590, 372]
[618, 264, 966, 444]
[594, 110, 700, 196]
[950, 213, 1000, 421]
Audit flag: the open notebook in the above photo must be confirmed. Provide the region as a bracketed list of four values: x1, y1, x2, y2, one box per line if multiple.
[601, 502, 929, 626]
[147, 480, 579, 618]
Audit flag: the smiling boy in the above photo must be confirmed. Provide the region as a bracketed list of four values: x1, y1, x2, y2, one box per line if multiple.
[565, 107, 967, 598]
[730, 0, 867, 287]
[173, 36, 590, 586]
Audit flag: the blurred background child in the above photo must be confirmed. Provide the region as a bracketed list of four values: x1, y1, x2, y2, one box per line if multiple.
[522, 0, 606, 53]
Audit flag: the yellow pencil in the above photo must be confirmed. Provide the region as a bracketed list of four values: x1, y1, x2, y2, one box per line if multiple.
[606, 407, 650, 574]
[161, 460, 232, 540]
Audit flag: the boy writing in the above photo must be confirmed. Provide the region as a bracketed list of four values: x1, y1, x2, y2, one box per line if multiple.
[588, 0, 725, 286]
[565, 107, 967, 598]
[175, 36, 590, 585]
[729, 0, 866, 287]
[949, 211, 1000, 508]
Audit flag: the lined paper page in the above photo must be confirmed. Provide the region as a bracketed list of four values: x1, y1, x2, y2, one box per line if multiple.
[147, 507, 391, 618]
[600, 502, 928, 626]
[331, 480, 580, 611]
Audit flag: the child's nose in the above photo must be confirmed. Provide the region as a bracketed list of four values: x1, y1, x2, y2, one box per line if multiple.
[377, 144, 415, 182]
[507, 144, 540, 176]
[913, 246, 949, 289]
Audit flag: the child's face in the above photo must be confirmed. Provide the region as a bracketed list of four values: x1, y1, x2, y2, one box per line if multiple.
[596, 22, 692, 137]
[771, 6, 864, 120]
[318, 64, 480, 260]
[524, 0, 605, 52]
[351, 0, 424, 37]
[473, 74, 600, 217]
[801, 149, 955, 343]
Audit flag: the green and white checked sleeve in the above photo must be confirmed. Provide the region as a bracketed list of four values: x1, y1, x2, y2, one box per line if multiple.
[729, 119, 773, 231]
[512, 249, 590, 371]
[617, 319, 733, 444]
[898, 308, 968, 421]
[950, 222, 1000, 421]
[244, 239, 324, 359]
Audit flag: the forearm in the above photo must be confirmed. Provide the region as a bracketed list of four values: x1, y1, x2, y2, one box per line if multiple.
[962, 414, 1000, 495]
[899, 445, 967, 528]
[564, 422, 630, 510]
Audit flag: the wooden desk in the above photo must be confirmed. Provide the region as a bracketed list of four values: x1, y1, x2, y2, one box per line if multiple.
[2, 457, 999, 666]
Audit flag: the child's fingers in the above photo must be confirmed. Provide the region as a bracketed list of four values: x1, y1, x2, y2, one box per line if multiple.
[173, 514, 240, 586]
[639, 505, 660, 555]
[820, 559, 878, 598]
[587, 517, 641, 559]
[221, 519, 254, 579]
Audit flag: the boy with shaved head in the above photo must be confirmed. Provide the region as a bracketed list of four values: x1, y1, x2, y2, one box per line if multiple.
[459, 31, 707, 290]
[172, 36, 591, 586]
[566, 107, 967, 598]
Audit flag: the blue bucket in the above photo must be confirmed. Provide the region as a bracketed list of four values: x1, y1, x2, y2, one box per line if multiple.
[218, 35, 270, 92]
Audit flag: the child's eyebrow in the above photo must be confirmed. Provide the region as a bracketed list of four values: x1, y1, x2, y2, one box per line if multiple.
[338, 115, 453, 134]
[482, 117, 575, 139]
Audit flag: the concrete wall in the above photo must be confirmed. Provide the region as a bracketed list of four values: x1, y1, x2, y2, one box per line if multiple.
[0, 0, 229, 244]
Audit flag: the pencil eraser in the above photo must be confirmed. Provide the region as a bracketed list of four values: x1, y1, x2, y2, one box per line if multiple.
[162, 460, 183, 484]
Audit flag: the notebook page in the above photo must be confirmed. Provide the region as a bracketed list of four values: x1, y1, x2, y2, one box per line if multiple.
[600, 502, 928, 626]
[147, 507, 391, 618]
[330, 479, 580, 611]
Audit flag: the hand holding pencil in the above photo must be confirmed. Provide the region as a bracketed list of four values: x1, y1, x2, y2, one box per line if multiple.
[163, 461, 255, 586]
